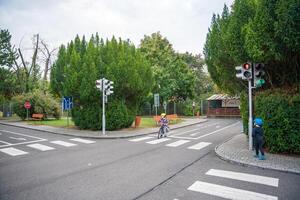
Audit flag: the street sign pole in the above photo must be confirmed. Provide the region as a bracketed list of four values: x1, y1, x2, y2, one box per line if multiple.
[26, 108, 29, 121]
[102, 79, 106, 135]
[248, 79, 253, 151]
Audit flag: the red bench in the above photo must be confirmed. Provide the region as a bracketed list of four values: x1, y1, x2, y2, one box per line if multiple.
[32, 114, 44, 120]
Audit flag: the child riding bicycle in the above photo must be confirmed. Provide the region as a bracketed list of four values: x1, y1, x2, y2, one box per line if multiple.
[158, 113, 169, 138]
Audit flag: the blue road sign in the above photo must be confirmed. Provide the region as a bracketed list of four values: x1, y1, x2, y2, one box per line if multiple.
[63, 97, 73, 111]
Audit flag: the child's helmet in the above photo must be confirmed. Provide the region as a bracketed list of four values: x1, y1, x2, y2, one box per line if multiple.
[254, 118, 263, 126]
[161, 113, 166, 117]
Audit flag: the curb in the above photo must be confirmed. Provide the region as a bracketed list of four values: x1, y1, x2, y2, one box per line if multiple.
[0, 119, 208, 139]
[215, 135, 300, 175]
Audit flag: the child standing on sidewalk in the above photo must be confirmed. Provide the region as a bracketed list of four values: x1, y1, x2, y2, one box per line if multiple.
[252, 118, 266, 160]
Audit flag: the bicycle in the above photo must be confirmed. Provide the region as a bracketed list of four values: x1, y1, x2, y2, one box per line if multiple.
[157, 125, 169, 139]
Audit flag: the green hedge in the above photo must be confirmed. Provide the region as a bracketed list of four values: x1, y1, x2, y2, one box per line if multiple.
[71, 100, 135, 131]
[12, 91, 61, 120]
[255, 89, 300, 153]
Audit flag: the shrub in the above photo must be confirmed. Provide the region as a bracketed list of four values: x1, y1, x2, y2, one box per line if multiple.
[12, 91, 61, 120]
[180, 99, 199, 116]
[255, 89, 300, 153]
[71, 100, 135, 131]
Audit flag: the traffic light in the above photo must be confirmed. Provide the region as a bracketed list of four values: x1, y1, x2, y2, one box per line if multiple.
[102, 78, 109, 91]
[242, 62, 252, 80]
[235, 66, 243, 79]
[254, 63, 265, 87]
[105, 80, 114, 96]
[96, 79, 103, 91]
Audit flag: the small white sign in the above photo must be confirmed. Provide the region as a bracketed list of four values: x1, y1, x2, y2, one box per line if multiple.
[154, 93, 159, 107]
[222, 99, 240, 107]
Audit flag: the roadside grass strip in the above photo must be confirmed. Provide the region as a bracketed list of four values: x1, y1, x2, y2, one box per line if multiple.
[166, 140, 190, 147]
[50, 141, 77, 147]
[188, 181, 278, 200]
[129, 136, 153, 142]
[70, 138, 95, 144]
[206, 169, 279, 187]
[27, 143, 55, 151]
[187, 142, 211, 150]
[0, 147, 28, 156]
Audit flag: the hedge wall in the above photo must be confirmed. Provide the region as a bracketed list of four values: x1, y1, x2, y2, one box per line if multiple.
[254, 89, 300, 153]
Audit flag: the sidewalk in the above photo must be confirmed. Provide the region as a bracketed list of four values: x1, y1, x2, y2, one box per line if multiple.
[216, 134, 300, 174]
[0, 118, 207, 139]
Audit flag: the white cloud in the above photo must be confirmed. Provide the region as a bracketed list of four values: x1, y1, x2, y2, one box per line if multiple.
[0, 0, 234, 54]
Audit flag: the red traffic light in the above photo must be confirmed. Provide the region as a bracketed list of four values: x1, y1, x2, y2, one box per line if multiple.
[243, 63, 251, 70]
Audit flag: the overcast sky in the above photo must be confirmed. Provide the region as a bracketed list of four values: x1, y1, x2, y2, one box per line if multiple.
[0, 0, 234, 55]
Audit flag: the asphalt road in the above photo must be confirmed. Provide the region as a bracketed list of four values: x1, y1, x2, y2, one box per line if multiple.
[0, 119, 299, 200]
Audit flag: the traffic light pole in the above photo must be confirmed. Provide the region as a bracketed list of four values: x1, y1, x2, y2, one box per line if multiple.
[248, 79, 253, 151]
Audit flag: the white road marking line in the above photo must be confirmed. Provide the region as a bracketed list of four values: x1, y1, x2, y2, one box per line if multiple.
[0, 129, 45, 140]
[188, 142, 211, 150]
[196, 123, 218, 127]
[27, 143, 55, 151]
[70, 138, 95, 144]
[206, 169, 279, 187]
[166, 140, 190, 147]
[50, 141, 77, 147]
[129, 136, 153, 142]
[0, 139, 47, 148]
[0, 147, 28, 156]
[173, 129, 199, 136]
[9, 137, 26, 141]
[188, 181, 278, 200]
[146, 138, 171, 144]
[0, 129, 47, 148]
[171, 121, 240, 140]
[0, 140, 12, 145]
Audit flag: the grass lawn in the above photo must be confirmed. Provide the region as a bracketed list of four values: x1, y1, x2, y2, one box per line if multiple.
[25, 116, 182, 128]
[28, 118, 75, 127]
[138, 116, 182, 128]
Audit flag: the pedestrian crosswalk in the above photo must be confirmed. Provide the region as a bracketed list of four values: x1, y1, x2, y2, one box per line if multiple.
[0, 138, 96, 157]
[128, 136, 212, 151]
[187, 168, 279, 200]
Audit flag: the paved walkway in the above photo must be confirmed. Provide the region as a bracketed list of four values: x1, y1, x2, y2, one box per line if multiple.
[1, 118, 299, 174]
[216, 134, 300, 174]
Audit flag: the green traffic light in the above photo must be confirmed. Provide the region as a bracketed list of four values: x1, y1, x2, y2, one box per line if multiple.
[255, 79, 265, 87]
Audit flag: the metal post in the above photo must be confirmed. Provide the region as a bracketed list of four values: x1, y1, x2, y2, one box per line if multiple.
[26, 108, 29, 120]
[174, 102, 176, 114]
[67, 110, 69, 127]
[201, 100, 203, 116]
[248, 80, 253, 150]
[102, 80, 106, 135]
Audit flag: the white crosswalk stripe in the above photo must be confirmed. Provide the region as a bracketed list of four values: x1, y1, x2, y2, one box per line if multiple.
[146, 138, 170, 144]
[188, 181, 278, 200]
[206, 169, 279, 187]
[166, 140, 190, 147]
[50, 141, 77, 147]
[70, 138, 95, 144]
[27, 143, 55, 151]
[0, 147, 28, 156]
[129, 136, 153, 142]
[129, 136, 213, 151]
[188, 142, 211, 150]
[187, 169, 279, 200]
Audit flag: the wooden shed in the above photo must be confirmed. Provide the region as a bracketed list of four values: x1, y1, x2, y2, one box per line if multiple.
[206, 94, 240, 117]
